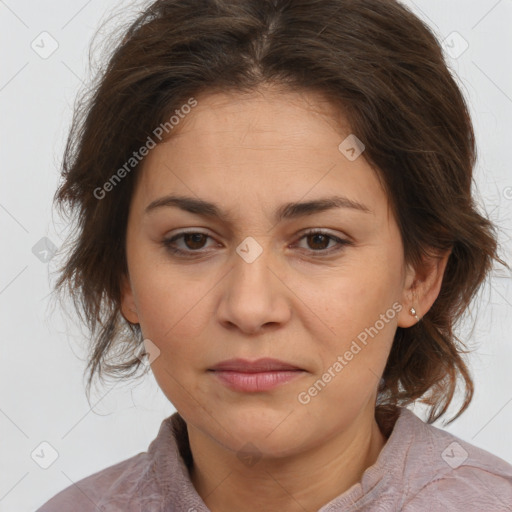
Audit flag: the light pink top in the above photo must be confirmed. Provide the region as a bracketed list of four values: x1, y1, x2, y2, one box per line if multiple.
[36, 407, 512, 511]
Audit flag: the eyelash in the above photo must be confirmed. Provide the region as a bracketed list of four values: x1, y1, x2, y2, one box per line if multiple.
[161, 229, 352, 258]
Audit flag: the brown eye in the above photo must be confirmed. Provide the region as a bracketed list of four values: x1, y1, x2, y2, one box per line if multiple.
[162, 231, 215, 256]
[295, 229, 352, 255]
[182, 233, 208, 250]
[305, 233, 332, 251]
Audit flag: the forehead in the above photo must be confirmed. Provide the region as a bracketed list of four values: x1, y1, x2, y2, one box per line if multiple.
[168, 87, 350, 145]
[131, 88, 388, 222]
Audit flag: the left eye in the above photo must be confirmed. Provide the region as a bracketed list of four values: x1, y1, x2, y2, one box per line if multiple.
[295, 230, 349, 252]
[162, 230, 350, 256]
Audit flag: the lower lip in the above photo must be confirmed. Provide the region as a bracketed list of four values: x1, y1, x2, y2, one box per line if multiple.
[210, 370, 305, 392]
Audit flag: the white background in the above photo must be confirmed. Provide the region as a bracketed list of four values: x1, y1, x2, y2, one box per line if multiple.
[1, 1, 511, 510]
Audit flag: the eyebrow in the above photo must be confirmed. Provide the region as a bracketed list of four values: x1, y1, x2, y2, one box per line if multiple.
[144, 194, 372, 222]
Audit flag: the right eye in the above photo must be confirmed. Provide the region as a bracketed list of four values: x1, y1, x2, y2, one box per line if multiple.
[161, 230, 218, 256]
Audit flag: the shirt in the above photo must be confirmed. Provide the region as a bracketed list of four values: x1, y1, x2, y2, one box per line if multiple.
[35, 406, 512, 511]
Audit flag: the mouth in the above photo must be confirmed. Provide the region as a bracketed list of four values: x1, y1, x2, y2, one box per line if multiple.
[208, 358, 306, 392]
[209, 357, 304, 372]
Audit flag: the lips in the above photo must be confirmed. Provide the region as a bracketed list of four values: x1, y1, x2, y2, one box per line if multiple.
[208, 358, 306, 392]
[212, 370, 303, 392]
[209, 357, 303, 373]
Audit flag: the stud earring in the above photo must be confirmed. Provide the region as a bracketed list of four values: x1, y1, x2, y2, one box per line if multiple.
[409, 307, 420, 322]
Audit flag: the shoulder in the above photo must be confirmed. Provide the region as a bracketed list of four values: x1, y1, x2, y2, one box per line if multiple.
[34, 452, 149, 512]
[403, 464, 512, 511]
[394, 408, 512, 511]
[34, 412, 191, 512]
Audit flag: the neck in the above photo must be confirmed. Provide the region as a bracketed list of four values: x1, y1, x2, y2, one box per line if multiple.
[187, 403, 388, 512]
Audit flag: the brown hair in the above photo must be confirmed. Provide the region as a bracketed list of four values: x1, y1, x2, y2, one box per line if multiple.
[53, 0, 507, 424]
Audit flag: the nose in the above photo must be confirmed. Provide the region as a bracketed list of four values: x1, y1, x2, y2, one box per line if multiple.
[217, 241, 292, 335]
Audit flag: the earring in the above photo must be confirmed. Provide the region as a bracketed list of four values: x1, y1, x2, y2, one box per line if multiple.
[409, 307, 420, 322]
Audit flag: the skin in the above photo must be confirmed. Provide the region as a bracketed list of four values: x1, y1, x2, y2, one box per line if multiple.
[120, 85, 450, 512]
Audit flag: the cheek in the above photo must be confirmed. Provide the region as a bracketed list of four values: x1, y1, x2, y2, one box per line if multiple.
[136, 278, 211, 343]
[129, 241, 214, 335]
[132, 265, 212, 407]
[297, 279, 399, 419]
[294, 251, 402, 391]
[301, 259, 400, 338]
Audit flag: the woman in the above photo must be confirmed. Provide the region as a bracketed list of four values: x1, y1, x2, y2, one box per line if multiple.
[37, 0, 512, 510]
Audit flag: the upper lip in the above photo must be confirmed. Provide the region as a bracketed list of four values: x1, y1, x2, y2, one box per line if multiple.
[209, 358, 303, 372]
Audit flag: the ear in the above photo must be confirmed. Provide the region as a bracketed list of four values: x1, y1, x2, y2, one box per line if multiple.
[120, 273, 140, 324]
[397, 248, 451, 328]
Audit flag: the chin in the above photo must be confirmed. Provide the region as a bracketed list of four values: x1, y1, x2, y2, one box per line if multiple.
[215, 413, 308, 455]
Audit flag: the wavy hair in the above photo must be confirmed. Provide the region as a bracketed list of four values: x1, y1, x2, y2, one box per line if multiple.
[53, 0, 507, 423]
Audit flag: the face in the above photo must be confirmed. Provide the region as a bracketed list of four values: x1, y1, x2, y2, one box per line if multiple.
[121, 86, 420, 458]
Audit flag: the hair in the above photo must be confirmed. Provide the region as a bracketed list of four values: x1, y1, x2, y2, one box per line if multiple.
[52, 0, 507, 424]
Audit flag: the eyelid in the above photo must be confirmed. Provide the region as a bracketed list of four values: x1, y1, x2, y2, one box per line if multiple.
[292, 228, 352, 254]
[161, 227, 352, 258]
[162, 228, 217, 249]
